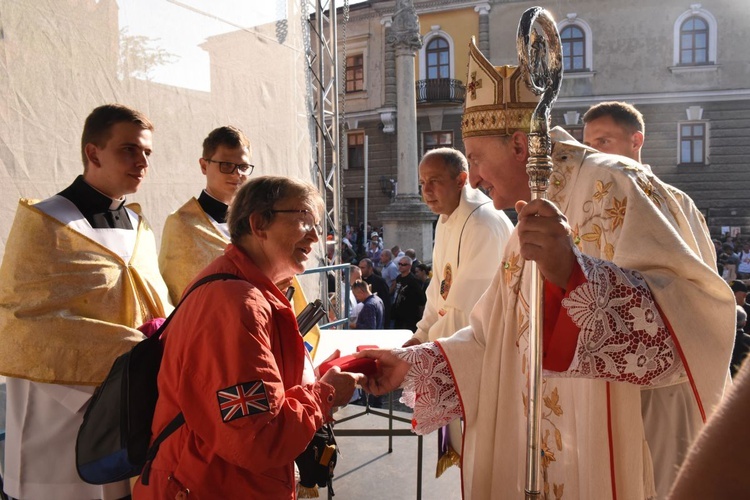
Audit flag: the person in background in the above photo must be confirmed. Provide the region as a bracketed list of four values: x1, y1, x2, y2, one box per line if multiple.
[405, 248, 420, 274]
[0, 104, 172, 499]
[381, 249, 399, 292]
[351, 280, 384, 330]
[404, 146, 512, 475]
[366, 236, 382, 270]
[583, 100, 726, 497]
[731, 305, 750, 377]
[133, 176, 363, 499]
[341, 237, 357, 264]
[414, 263, 431, 292]
[160, 126, 252, 303]
[391, 255, 426, 333]
[359, 257, 391, 326]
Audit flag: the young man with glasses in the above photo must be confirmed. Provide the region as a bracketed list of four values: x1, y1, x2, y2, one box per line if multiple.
[159, 126, 253, 302]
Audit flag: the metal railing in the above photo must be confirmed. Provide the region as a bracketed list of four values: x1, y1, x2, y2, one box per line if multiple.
[301, 263, 351, 329]
[415, 78, 465, 104]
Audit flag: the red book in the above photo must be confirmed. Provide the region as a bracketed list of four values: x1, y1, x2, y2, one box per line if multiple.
[319, 355, 379, 377]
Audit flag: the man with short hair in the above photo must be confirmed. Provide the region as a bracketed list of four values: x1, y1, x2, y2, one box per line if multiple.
[404, 248, 420, 273]
[358, 257, 391, 326]
[160, 126, 252, 303]
[583, 101, 721, 497]
[0, 104, 172, 499]
[360, 39, 734, 499]
[351, 280, 385, 330]
[404, 146, 512, 474]
[380, 248, 399, 291]
[582, 101, 645, 161]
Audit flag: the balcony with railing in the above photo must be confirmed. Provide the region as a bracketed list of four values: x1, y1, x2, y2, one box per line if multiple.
[415, 78, 465, 105]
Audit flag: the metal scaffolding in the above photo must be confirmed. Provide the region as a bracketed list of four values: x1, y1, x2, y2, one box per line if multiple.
[304, 0, 346, 323]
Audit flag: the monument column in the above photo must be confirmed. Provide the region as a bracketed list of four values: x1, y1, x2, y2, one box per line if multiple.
[378, 0, 436, 260]
[475, 3, 491, 57]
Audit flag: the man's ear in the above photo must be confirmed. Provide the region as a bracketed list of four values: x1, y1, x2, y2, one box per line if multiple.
[457, 171, 468, 187]
[632, 131, 644, 153]
[199, 158, 208, 175]
[84, 143, 101, 168]
[511, 131, 529, 161]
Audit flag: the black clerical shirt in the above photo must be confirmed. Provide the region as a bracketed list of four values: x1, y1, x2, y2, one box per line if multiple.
[198, 190, 229, 223]
[58, 175, 133, 229]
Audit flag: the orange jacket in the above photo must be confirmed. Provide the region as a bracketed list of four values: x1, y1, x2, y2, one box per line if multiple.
[133, 244, 334, 499]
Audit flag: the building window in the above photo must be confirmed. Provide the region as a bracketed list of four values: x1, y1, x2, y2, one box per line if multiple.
[561, 25, 586, 71]
[557, 15, 593, 75]
[673, 7, 717, 67]
[345, 54, 364, 92]
[423, 131, 453, 155]
[347, 131, 364, 169]
[426, 36, 450, 79]
[679, 122, 708, 165]
[680, 16, 708, 65]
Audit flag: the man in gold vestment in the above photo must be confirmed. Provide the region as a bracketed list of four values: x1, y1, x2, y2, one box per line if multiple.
[0, 104, 172, 499]
[159, 126, 253, 303]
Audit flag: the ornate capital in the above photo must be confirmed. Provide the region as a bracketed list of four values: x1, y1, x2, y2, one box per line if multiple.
[387, 0, 422, 53]
[380, 110, 396, 134]
[474, 3, 491, 16]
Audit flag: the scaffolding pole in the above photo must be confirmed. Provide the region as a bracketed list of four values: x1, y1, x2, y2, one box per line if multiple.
[304, 0, 344, 323]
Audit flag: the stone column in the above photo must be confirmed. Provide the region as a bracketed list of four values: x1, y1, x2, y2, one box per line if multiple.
[380, 16, 397, 132]
[475, 3, 491, 58]
[378, 0, 437, 262]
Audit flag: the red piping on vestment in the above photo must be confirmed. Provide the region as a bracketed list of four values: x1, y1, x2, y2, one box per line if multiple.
[606, 383, 618, 500]
[435, 340, 468, 499]
[653, 301, 706, 423]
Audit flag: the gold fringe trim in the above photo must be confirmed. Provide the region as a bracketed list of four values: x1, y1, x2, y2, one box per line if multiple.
[435, 446, 461, 478]
[297, 485, 320, 498]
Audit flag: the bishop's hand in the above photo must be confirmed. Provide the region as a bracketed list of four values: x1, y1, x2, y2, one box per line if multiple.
[515, 198, 576, 289]
[355, 349, 410, 396]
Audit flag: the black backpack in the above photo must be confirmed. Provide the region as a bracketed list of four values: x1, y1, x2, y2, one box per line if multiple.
[76, 273, 239, 485]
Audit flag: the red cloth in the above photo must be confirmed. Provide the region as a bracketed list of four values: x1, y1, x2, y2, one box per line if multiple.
[133, 244, 335, 499]
[542, 262, 588, 372]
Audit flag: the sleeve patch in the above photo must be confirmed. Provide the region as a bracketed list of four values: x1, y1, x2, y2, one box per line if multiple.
[216, 380, 270, 423]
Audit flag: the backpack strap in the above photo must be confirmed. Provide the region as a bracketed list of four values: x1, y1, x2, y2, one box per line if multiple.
[140, 272, 240, 485]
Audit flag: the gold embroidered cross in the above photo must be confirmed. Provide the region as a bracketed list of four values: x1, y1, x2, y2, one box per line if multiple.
[467, 71, 482, 99]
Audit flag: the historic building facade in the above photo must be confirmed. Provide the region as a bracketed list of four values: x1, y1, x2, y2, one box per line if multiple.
[339, 0, 750, 236]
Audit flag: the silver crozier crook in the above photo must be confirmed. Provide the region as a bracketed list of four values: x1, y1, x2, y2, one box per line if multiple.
[516, 7, 563, 499]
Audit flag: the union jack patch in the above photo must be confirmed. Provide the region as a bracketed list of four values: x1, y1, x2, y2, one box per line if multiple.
[217, 380, 270, 423]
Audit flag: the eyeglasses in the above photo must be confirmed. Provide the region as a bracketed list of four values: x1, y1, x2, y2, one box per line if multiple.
[398, 262, 410, 267]
[269, 209, 323, 235]
[203, 158, 254, 175]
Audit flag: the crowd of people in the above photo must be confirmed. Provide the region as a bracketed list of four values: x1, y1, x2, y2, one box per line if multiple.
[0, 36, 746, 500]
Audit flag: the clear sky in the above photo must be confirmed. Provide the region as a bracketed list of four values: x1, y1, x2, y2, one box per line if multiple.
[119, 0, 365, 92]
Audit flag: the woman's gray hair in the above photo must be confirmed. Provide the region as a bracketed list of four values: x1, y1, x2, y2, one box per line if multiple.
[227, 175, 323, 243]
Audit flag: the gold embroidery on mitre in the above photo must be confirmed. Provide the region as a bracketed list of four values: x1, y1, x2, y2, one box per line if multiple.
[461, 37, 538, 138]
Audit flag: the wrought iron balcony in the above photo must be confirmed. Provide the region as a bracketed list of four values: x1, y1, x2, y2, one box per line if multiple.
[415, 78, 465, 104]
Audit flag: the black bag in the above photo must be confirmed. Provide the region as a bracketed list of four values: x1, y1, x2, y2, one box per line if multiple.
[76, 273, 239, 485]
[295, 423, 338, 496]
